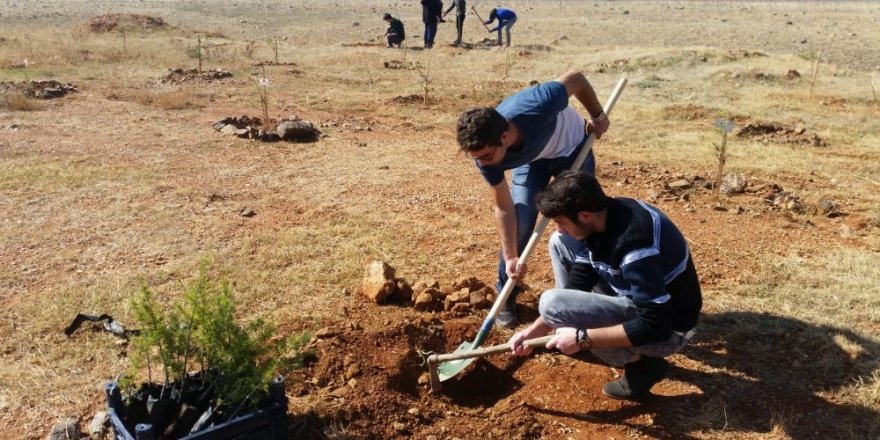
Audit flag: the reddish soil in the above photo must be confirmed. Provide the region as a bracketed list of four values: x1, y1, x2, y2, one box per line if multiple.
[280, 158, 875, 439]
[2, 77, 877, 439]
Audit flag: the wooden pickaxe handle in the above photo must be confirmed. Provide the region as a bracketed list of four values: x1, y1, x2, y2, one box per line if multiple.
[430, 335, 553, 364]
[471, 6, 492, 32]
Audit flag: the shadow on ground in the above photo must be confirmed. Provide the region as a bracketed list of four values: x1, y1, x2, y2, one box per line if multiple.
[532, 311, 880, 438]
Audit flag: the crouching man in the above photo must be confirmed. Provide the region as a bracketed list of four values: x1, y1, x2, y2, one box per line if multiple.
[509, 171, 702, 400]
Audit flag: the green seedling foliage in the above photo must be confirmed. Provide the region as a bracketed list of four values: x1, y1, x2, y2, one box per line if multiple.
[125, 262, 301, 413]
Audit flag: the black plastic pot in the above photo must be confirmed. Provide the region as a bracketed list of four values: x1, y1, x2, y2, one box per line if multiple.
[105, 376, 288, 440]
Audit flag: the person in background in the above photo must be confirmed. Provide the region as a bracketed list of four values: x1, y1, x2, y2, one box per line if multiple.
[455, 70, 610, 327]
[509, 171, 702, 400]
[382, 13, 405, 48]
[421, 0, 444, 49]
[484, 7, 516, 47]
[443, 0, 466, 46]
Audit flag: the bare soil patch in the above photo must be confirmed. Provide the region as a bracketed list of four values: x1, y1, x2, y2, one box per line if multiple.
[0, 80, 77, 99]
[84, 14, 167, 33]
[159, 68, 232, 84]
[736, 122, 826, 147]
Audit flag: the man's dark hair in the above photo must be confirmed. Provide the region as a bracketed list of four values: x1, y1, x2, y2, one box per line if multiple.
[536, 171, 607, 222]
[383, 13, 392, 20]
[456, 107, 508, 152]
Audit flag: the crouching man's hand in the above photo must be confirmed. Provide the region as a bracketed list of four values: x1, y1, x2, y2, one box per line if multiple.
[546, 327, 580, 355]
[509, 327, 544, 357]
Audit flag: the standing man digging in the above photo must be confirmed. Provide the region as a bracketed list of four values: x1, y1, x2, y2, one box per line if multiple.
[509, 171, 702, 400]
[484, 6, 517, 47]
[444, 0, 467, 46]
[456, 70, 610, 327]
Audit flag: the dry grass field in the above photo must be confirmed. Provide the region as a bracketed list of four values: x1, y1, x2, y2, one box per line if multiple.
[1, 0, 879, 439]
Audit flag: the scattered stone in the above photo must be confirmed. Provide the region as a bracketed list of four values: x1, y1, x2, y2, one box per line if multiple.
[417, 373, 431, 385]
[412, 278, 440, 293]
[276, 120, 320, 141]
[393, 279, 413, 302]
[315, 327, 341, 339]
[0, 80, 77, 99]
[344, 364, 362, 380]
[47, 418, 79, 440]
[667, 179, 692, 190]
[407, 407, 420, 416]
[784, 69, 801, 80]
[469, 287, 493, 309]
[448, 288, 471, 304]
[452, 276, 485, 292]
[736, 122, 826, 147]
[160, 68, 232, 84]
[413, 292, 438, 311]
[88, 411, 108, 439]
[361, 261, 396, 303]
[240, 207, 255, 217]
[383, 59, 416, 70]
[817, 198, 840, 217]
[720, 173, 748, 195]
[392, 422, 407, 433]
[214, 115, 320, 143]
[450, 302, 472, 313]
[329, 387, 349, 398]
[771, 192, 805, 213]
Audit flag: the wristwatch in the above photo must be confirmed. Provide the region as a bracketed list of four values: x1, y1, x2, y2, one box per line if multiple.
[576, 328, 593, 351]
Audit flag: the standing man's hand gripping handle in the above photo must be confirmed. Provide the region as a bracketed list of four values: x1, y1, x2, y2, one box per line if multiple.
[492, 179, 527, 282]
[557, 70, 611, 138]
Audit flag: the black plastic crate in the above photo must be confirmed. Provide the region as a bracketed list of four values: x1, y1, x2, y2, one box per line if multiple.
[105, 376, 288, 440]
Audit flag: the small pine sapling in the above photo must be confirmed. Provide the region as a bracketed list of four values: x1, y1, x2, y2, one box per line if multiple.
[713, 118, 735, 201]
[809, 49, 822, 98]
[416, 61, 430, 106]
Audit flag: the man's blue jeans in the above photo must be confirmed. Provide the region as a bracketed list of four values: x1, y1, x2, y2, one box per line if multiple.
[496, 16, 517, 46]
[496, 142, 595, 303]
[423, 21, 438, 47]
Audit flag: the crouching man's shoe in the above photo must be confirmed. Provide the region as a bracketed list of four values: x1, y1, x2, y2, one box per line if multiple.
[603, 356, 669, 400]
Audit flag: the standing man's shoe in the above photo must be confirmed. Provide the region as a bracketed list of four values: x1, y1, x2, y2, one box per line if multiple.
[603, 356, 669, 400]
[496, 303, 518, 328]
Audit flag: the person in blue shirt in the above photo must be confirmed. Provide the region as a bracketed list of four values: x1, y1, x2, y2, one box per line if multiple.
[455, 70, 610, 327]
[484, 7, 517, 47]
[509, 171, 703, 400]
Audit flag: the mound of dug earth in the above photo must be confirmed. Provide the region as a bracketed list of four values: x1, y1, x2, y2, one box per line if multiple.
[289, 314, 571, 439]
[213, 115, 321, 142]
[736, 122, 826, 147]
[0, 80, 77, 99]
[160, 68, 232, 84]
[85, 14, 166, 33]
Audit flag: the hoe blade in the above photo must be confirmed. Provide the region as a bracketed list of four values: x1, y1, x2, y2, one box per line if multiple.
[435, 340, 478, 381]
